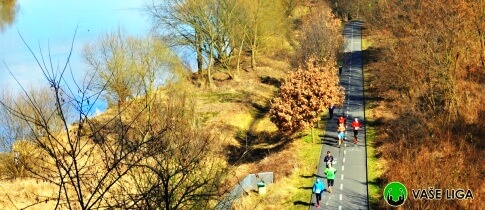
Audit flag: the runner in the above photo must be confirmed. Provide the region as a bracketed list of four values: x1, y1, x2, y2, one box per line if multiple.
[324, 151, 334, 168]
[351, 118, 362, 144]
[337, 122, 346, 147]
[312, 178, 325, 208]
[337, 115, 346, 126]
[324, 163, 337, 193]
[328, 105, 335, 119]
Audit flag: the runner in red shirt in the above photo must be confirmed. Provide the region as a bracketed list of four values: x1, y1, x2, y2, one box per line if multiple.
[337, 115, 346, 126]
[351, 118, 362, 144]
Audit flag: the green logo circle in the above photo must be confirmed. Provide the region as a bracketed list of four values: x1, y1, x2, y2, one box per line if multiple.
[383, 182, 408, 207]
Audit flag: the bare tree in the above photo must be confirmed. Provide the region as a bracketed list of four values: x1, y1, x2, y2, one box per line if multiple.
[108, 90, 229, 209]
[0, 28, 229, 209]
[296, 5, 343, 66]
[0, 87, 58, 180]
[83, 29, 183, 106]
[0, 90, 30, 152]
[82, 28, 138, 106]
[238, 0, 290, 69]
[146, 0, 293, 86]
[147, 0, 237, 87]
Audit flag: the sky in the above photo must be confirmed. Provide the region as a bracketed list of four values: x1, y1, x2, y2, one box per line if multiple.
[0, 0, 152, 113]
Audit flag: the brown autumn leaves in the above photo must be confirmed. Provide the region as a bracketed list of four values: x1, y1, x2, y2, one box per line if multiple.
[270, 58, 344, 135]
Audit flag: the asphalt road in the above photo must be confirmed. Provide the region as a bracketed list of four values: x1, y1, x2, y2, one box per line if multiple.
[310, 20, 368, 210]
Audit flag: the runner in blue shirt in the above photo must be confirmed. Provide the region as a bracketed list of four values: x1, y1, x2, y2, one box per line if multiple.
[312, 178, 325, 208]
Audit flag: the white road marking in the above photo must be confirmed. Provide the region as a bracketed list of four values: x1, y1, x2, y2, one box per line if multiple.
[340, 194, 343, 200]
[342, 165, 344, 171]
[343, 157, 345, 163]
[341, 174, 344, 180]
[344, 150, 346, 155]
[340, 183, 343, 190]
[339, 206, 342, 210]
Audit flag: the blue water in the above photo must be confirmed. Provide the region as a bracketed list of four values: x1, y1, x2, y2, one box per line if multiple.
[0, 0, 152, 114]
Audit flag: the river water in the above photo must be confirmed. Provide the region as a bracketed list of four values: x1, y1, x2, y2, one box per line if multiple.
[0, 0, 152, 113]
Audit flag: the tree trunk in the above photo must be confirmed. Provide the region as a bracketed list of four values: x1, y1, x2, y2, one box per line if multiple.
[251, 27, 258, 69]
[236, 39, 244, 80]
[251, 47, 257, 69]
[196, 29, 203, 73]
[207, 40, 214, 88]
[311, 127, 314, 143]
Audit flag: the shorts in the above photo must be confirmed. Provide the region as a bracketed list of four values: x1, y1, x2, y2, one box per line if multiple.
[327, 179, 334, 187]
[338, 132, 345, 139]
[354, 129, 359, 137]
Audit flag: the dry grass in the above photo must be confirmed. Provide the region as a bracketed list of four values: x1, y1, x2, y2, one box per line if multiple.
[0, 126, 141, 209]
[378, 135, 484, 209]
[0, 179, 59, 210]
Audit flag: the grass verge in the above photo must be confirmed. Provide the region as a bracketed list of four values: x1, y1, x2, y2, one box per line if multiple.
[289, 125, 325, 209]
[363, 48, 384, 207]
[365, 108, 383, 208]
[362, 33, 383, 208]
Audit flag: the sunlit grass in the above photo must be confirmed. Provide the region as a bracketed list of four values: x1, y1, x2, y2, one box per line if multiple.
[289, 121, 325, 209]
[365, 109, 383, 207]
[364, 57, 384, 207]
[362, 38, 373, 50]
[228, 113, 253, 130]
[0, 178, 59, 209]
[200, 90, 248, 103]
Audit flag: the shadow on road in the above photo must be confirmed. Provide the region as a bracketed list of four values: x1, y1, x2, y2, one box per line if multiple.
[300, 173, 324, 179]
[293, 200, 312, 207]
